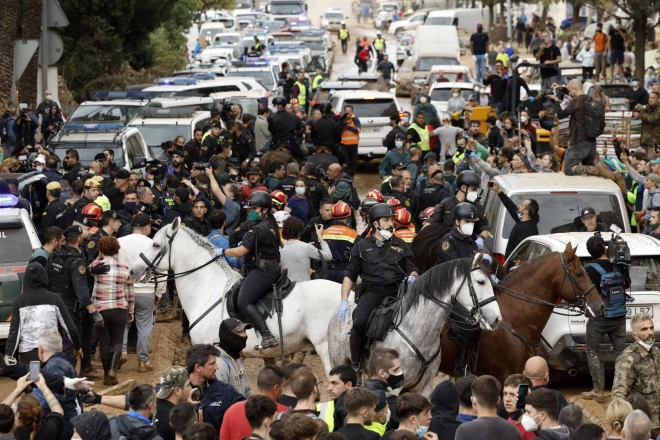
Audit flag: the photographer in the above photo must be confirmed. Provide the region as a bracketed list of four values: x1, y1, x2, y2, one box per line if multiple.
[581, 233, 630, 404]
[14, 109, 38, 147]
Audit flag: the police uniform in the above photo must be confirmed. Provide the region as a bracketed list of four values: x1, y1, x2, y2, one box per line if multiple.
[86, 227, 111, 263]
[201, 134, 221, 162]
[42, 198, 68, 231]
[436, 228, 478, 265]
[233, 129, 256, 164]
[432, 196, 488, 236]
[323, 222, 360, 283]
[72, 196, 93, 219]
[419, 182, 450, 213]
[388, 189, 414, 216]
[267, 110, 306, 160]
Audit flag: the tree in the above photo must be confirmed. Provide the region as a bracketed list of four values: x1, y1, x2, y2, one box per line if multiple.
[193, 0, 236, 25]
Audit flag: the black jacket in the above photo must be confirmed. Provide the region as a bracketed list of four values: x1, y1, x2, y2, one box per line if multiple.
[311, 116, 342, 148]
[498, 192, 539, 258]
[363, 379, 399, 430]
[383, 125, 407, 151]
[162, 201, 192, 225]
[110, 413, 162, 440]
[429, 380, 461, 440]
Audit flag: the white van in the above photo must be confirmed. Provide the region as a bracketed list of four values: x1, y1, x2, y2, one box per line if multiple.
[411, 25, 460, 62]
[424, 8, 490, 31]
[481, 173, 630, 265]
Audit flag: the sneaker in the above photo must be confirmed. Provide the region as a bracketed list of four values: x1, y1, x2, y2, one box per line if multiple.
[118, 350, 128, 371]
[138, 361, 154, 372]
[581, 389, 606, 403]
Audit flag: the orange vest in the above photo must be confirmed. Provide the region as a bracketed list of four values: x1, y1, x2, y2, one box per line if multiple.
[323, 224, 359, 242]
[341, 116, 360, 145]
[394, 228, 416, 243]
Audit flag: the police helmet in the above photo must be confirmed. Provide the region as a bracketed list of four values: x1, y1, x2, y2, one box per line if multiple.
[359, 197, 379, 216]
[368, 203, 395, 224]
[456, 170, 481, 190]
[454, 202, 479, 222]
[319, 101, 332, 114]
[272, 96, 287, 108]
[245, 191, 272, 209]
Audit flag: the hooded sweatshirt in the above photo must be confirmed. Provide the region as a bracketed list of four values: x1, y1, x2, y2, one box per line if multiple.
[109, 413, 162, 440]
[535, 425, 572, 440]
[215, 321, 252, 397]
[71, 410, 112, 440]
[429, 380, 462, 440]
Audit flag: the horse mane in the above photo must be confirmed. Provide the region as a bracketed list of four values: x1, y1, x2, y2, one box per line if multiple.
[404, 257, 490, 313]
[411, 222, 451, 274]
[499, 251, 558, 292]
[177, 225, 238, 282]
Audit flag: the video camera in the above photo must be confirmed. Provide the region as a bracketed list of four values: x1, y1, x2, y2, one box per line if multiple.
[606, 225, 632, 266]
[193, 162, 212, 170]
[145, 160, 167, 180]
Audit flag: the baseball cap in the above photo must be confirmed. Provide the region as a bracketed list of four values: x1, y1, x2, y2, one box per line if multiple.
[171, 149, 185, 158]
[46, 181, 61, 191]
[274, 210, 291, 228]
[477, 23, 483, 27]
[372, 389, 388, 412]
[34, 155, 46, 165]
[647, 173, 660, 187]
[84, 179, 101, 188]
[580, 207, 596, 219]
[64, 225, 83, 237]
[157, 366, 189, 399]
[222, 318, 252, 332]
[650, 158, 660, 165]
[391, 161, 406, 170]
[91, 175, 105, 184]
[102, 210, 120, 220]
[245, 167, 261, 176]
[136, 178, 150, 188]
[133, 213, 151, 227]
[424, 152, 436, 161]
[394, 133, 406, 140]
[211, 121, 223, 128]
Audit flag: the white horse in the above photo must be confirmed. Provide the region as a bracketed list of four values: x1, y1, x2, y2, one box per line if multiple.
[328, 254, 502, 396]
[130, 218, 346, 374]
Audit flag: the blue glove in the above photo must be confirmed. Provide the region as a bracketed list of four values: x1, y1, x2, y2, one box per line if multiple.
[482, 253, 493, 265]
[215, 248, 225, 257]
[528, 96, 535, 102]
[407, 275, 417, 284]
[475, 237, 484, 250]
[338, 300, 350, 323]
[490, 274, 500, 284]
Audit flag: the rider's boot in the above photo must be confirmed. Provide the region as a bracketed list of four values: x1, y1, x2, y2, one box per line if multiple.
[245, 305, 279, 350]
[349, 329, 364, 386]
[454, 346, 469, 378]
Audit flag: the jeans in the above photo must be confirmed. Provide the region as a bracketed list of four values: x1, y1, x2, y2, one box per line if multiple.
[474, 54, 487, 83]
[564, 140, 597, 176]
[594, 51, 606, 79]
[99, 308, 128, 362]
[586, 318, 626, 391]
[123, 294, 156, 363]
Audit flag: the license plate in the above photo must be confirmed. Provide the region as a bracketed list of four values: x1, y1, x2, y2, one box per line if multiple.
[627, 305, 654, 319]
[362, 127, 381, 133]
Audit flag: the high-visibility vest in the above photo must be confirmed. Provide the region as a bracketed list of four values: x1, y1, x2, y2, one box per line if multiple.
[394, 227, 416, 243]
[341, 116, 360, 145]
[312, 74, 324, 89]
[294, 81, 307, 105]
[452, 150, 465, 163]
[365, 421, 387, 435]
[316, 401, 335, 431]
[408, 123, 430, 151]
[339, 28, 349, 40]
[374, 37, 385, 51]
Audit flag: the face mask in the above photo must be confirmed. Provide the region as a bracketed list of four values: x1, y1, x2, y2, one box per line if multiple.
[379, 228, 393, 240]
[228, 150, 233, 157]
[521, 414, 539, 432]
[460, 221, 475, 236]
[453, 93, 459, 98]
[381, 408, 391, 424]
[35, 166, 43, 172]
[466, 190, 478, 203]
[639, 339, 655, 351]
[520, 116, 528, 123]
[248, 210, 261, 222]
[402, 117, 409, 124]
[295, 187, 306, 195]
[125, 202, 137, 212]
[517, 212, 523, 220]
[420, 97, 427, 103]
[632, 81, 639, 87]
[147, 179, 154, 186]
[615, 23, 620, 28]
[650, 223, 660, 229]
[46, 95, 53, 100]
[477, 27, 483, 33]
[414, 419, 429, 437]
[395, 140, 404, 149]
[386, 372, 404, 389]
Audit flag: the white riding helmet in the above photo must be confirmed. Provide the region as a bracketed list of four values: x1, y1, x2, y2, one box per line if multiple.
[274, 211, 291, 228]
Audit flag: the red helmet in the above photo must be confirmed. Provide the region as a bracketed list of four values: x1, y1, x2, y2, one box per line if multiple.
[386, 197, 403, 211]
[331, 201, 352, 219]
[81, 203, 102, 221]
[394, 208, 412, 226]
[365, 189, 384, 201]
[270, 190, 288, 207]
[419, 206, 435, 221]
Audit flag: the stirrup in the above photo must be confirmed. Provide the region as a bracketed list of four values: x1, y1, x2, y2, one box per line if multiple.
[255, 335, 279, 350]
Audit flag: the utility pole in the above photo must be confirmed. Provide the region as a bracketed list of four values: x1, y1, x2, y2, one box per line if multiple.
[41, 0, 49, 96]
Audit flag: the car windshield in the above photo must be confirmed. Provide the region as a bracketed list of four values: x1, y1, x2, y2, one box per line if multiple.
[582, 257, 660, 292]
[501, 193, 625, 238]
[214, 35, 239, 44]
[298, 40, 325, 51]
[430, 88, 472, 102]
[427, 72, 468, 83]
[263, 21, 286, 31]
[600, 85, 631, 98]
[0, 221, 31, 264]
[223, 98, 259, 115]
[425, 17, 452, 25]
[68, 105, 143, 123]
[272, 3, 305, 14]
[51, 144, 126, 167]
[227, 70, 274, 87]
[325, 12, 344, 20]
[133, 125, 190, 148]
[274, 35, 295, 42]
[202, 27, 226, 37]
[343, 99, 398, 118]
[417, 57, 458, 71]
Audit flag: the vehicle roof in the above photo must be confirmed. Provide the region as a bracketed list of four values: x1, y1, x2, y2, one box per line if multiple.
[50, 129, 137, 144]
[331, 90, 397, 98]
[147, 97, 214, 106]
[271, 32, 295, 36]
[209, 91, 264, 99]
[494, 173, 622, 193]
[320, 81, 366, 89]
[80, 100, 146, 107]
[339, 72, 380, 81]
[417, 52, 458, 57]
[129, 110, 210, 125]
[143, 77, 255, 92]
[430, 81, 476, 90]
[524, 233, 660, 258]
[430, 65, 471, 73]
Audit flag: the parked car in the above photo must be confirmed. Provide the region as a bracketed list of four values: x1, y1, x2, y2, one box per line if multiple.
[397, 51, 459, 96]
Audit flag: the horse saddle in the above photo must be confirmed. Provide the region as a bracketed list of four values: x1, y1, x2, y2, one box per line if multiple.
[225, 269, 296, 322]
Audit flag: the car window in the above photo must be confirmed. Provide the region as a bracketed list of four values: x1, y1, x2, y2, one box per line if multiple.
[411, 15, 425, 22]
[427, 72, 469, 83]
[582, 256, 660, 292]
[0, 220, 32, 264]
[417, 57, 458, 71]
[68, 105, 142, 123]
[501, 193, 625, 238]
[342, 99, 398, 118]
[505, 242, 534, 272]
[430, 88, 472, 102]
[126, 136, 141, 164]
[51, 144, 126, 167]
[424, 17, 452, 25]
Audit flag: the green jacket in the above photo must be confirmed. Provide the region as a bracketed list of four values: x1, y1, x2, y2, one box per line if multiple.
[639, 104, 660, 146]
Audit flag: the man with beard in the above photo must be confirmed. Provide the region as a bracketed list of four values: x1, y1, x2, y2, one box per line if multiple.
[216, 318, 252, 397]
[183, 129, 203, 169]
[169, 149, 191, 181]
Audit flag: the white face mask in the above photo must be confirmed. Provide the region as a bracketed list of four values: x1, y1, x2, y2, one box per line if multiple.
[466, 191, 478, 203]
[521, 414, 539, 432]
[453, 93, 459, 98]
[46, 94, 53, 100]
[460, 221, 474, 236]
[520, 115, 528, 123]
[295, 187, 306, 195]
[380, 229, 393, 240]
[420, 97, 427, 103]
[395, 141, 404, 149]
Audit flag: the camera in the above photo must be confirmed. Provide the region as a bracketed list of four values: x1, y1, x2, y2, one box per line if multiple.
[193, 162, 211, 170]
[146, 160, 166, 180]
[607, 225, 632, 266]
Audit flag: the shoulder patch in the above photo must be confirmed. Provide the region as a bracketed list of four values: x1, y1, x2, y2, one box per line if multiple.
[442, 241, 451, 251]
[392, 246, 403, 253]
[87, 241, 95, 249]
[78, 265, 87, 275]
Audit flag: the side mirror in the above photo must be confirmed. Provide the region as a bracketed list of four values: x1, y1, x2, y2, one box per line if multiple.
[328, 47, 332, 52]
[132, 157, 147, 169]
[407, 49, 412, 56]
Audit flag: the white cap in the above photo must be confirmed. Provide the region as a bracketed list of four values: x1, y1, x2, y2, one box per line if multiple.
[34, 154, 46, 164]
[274, 211, 291, 228]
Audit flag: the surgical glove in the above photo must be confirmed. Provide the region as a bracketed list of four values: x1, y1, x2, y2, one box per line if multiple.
[481, 253, 493, 265]
[491, 274, 500, 284]
[215, 248, 225, 257]
[338, 300, 350, 323]
[407, 275, 417, 284]
[475, 237, 484, 250]
[92, 311, 104, 328]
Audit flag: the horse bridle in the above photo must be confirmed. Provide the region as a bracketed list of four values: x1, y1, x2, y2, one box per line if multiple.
[557, 253, 597, 310]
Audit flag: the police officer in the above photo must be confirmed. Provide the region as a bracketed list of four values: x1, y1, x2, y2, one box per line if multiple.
[419, 170, 450, 213]
[86, 210, 122, 262]
[41, 181, 68, 235]
[373, 33, 386, 57]
[268, 96, 306, 160]
[201, 121, 223, 162]
[47, 225, 105, 371]
[431, 170, 488, 245]
[338, 203, 418, 374]
[73, 179, 101, 220]
[323, 201, 360, 283]
[311, 102, 343, 158]
[339, 22, 350, 54]
[219, 192, 282, 349]
[230, 120, 256, 168]
[311, 67, 324, 96]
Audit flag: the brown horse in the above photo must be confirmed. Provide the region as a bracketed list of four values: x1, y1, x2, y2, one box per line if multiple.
[411, 223, 451, 274]
[259, 150, 299, 176]
[438, 243, 605, 385]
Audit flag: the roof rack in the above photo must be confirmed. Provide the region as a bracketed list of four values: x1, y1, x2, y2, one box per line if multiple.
[139, 108, 197, 119]
[153, 77, 198, 86]
[93, 91, 151, 101]
[61, 123, 125, 133]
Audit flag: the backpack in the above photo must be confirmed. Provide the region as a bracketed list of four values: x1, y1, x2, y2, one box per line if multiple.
[348, 185, 361, 210]
[590, 263, 628, 318]
[582, 97, 606, 139]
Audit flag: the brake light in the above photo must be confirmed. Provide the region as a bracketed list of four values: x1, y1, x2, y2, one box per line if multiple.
[575, 345, 586, 350]
[493, 253, 505, 265]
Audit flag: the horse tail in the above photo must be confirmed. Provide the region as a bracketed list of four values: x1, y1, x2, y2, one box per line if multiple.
[411, 222, 450, 275]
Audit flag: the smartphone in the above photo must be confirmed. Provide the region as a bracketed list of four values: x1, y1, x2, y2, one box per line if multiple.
[487, 181, 494, 188]
[29, 361, 40, 382]
[516, 383, 529, 409]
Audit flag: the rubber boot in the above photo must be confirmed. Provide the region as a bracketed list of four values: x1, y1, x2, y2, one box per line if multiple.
[245, 305, 278, 350]
[104, 352, 121, 386]
[101, 357, 110, 385]
[349, 329, 364, 386]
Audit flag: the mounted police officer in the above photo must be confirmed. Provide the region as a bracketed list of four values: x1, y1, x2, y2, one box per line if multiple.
[338, 203, 419, 377]
[46, 225, 105, 372]
[268, 96, 306, 160]
[218, 191, 282, 350]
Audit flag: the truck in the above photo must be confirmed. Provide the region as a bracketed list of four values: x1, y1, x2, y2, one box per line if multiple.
[264, 0, 307, 21]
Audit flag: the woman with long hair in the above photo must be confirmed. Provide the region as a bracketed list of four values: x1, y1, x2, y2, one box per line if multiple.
[90, 236, 135, 386]
[3, 373, 63, 440]
[280, 216, 331, 282]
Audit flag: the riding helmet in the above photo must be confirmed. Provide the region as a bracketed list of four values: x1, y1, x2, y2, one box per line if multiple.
[454, 202, 479, 222]
[246, 191, 272, 209]
[456, 170, 481, 190]
[368, 203, 395, 224]
[272, 96, 287, 107]
[359, 197, 379, 216]
[319, 101, 333, 114]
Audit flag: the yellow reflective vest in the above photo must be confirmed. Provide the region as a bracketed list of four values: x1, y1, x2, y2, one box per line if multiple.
[408, 123, 430, 151]
[374, 37, 385, 51]
[294, 81, 307, 105]
[316, 401, 335, 431]
[339, 28, 349, 40]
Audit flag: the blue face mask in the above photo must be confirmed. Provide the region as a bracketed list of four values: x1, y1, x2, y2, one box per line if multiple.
[402, 117, 409, 124]
[35, 166, 43, 173]
[632, 81, 639, 87]
[414, 418, 429, 437]
[395, 141, 404, 149]
[125, 202, 137, 212]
